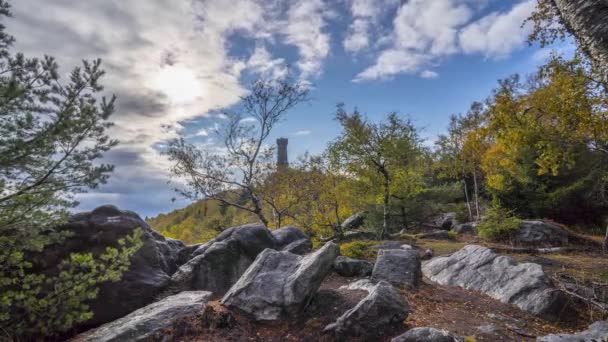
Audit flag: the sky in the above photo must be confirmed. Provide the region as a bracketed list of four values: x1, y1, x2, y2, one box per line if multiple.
[6, 0, 573, 218]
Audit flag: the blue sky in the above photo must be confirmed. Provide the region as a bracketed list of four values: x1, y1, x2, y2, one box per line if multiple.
[7, 0, 572, 217]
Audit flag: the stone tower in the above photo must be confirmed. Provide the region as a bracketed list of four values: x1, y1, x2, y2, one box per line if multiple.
[277, 138, 288, 167]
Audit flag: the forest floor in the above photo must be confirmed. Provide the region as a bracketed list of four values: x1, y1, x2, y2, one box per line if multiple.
[161, 231, 607, 342]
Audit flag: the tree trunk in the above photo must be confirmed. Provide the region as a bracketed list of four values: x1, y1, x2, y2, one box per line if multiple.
[463, 178, 473, 221]
[249, 191, 269, 227]
[604, 223, 608, 254]
[472, 168, 481, 220]
[551, 0, 608, 81]
[381, 171, 390, 240]
[400, 206, 408, 231]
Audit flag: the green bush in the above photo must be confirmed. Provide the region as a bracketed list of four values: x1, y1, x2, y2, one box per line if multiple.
[0, 228, 144, 338]
[340, 240, 378, 259]
[477, 206, 521, 241]
[447, 230, 457, 239]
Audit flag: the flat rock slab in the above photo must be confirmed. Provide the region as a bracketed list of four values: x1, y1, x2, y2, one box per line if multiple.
[222, 242, 339, 321]
[324, 281, 410, 338]
[391, 327, 457, 342]
[73, 291, 212, 342]
[537, 321, 608, 341]
[422, 245, 569, 321]
[372, 248, 422, 289]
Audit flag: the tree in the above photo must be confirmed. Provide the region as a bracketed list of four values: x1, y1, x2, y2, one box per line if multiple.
[529, 0, 608, 83]
[167, 78, 309, 227]
[435, 103, 488, 221]
[0, 0, 142, 337]
[329, 105, 422, 239]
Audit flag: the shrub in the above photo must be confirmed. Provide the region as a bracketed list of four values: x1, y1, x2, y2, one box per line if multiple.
[447, 230, 457, 239]
[340, 240, 378, 259]
[476, 206, 521, 241]
[0, 228, 144, 338]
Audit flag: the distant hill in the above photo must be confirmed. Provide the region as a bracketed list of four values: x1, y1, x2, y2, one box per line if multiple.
[147, 191, 258, 245]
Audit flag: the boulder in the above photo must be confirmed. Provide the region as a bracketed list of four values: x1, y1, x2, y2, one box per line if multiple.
[73, 291, 212, 342]
[537, 321, 608, 341]
[515, 221, 570, 247]
[372, 248, 422, 289]
[34, 205, 186, 327]
[271, 225, 312, 255]
[334, 256, 374, 277]
[422, 245, 570, 321]
[391, 327, 457, 342]
[341, 230, 376, 241]
[436, 212, 456, 230]
[341, 212, 366, 230]
[324, 281, 410, 338]
[221, 242, 339, 320]
[452, 222, 477, 235]
[165, 223, 277, 295]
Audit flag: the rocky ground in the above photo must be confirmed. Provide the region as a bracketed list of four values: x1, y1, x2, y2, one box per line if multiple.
[50, 206, 608, 342]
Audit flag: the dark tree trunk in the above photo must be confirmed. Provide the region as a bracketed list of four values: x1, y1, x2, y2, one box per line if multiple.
[551, 0, 608, 81]
[381, 169, 390, 240]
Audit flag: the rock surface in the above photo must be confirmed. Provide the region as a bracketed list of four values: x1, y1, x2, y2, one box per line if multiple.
[222, 242, 339, 320]
[73, 291, 212, 342]
[40, 205, 186, 327]
[324, 281, 410, 338]
[372, 248, 422, 289]
[339, 279, 376, 293]
[333, 256, 374, 277]
[536, 321, 608, 342]
[391, 327, 457, 342]
[166, 223, 277, 295]
[515, 221, 570, 247]
[341, 212, 366, 230]
[422, 245, 569, 321]
[436, 212, 457, 230]
[452, 222, 477, 234]
[272, 225, 312, 255]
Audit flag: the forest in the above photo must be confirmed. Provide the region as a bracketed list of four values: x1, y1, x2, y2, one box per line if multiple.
[1, 0, 608, 341]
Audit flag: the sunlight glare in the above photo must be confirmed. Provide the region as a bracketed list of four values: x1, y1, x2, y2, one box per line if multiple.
[153, 65, 202, 104]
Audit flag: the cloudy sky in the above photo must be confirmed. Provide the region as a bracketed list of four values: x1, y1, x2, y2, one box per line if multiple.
[6, 0, 571, 218]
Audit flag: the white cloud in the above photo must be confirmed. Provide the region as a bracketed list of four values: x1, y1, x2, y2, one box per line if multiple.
[247, 44, 288, 79]
[283, 0, 332, 79]
[343, 0, 399, 54]
[420, 70, 439, 79]
[294, 129, 312, 136]
[459, 0, 536, 58]
[239, 117, 257, 123]
[354, 0, 536, 81]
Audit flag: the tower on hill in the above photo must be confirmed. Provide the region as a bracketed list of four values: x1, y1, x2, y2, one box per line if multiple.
[277, 138, 288, 167]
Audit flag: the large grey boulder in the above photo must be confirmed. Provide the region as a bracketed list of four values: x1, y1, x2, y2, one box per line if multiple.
[515, 221, 570, 247]
[221, 242, 339, 320]
[33, 205, 186, 327]
[436, 212, 457, 230]
[73, 291, 212, 342]
[392, 327, 457, 342]
[422, 245, 570, 321]
[273, 225, 312, 255]
[341, 212, 366, 230]
[334, 256, 373, 277]
[372, 248, 422, 289]
[165, 223, 277, 295]
[537, 321, 608, 342]
[324, 281, 410, 338]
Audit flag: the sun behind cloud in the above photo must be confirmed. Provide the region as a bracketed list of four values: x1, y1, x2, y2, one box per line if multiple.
[153, 65, 203, 104]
